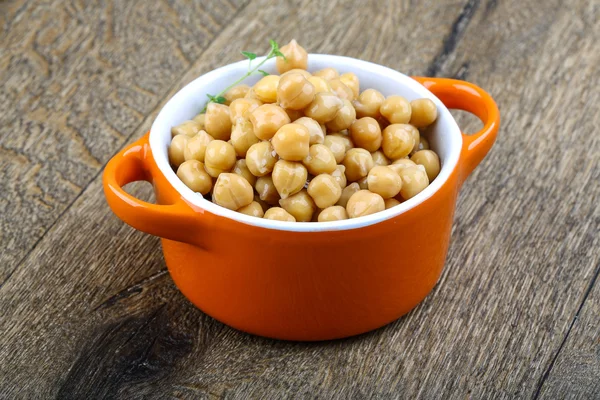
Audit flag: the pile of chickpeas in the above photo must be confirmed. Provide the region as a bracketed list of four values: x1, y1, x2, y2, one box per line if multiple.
[168, 40, 441, 222]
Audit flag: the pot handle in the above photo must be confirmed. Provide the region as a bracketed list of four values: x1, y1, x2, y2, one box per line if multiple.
[413, 77, 500, 185]
[103, 133, 205, 246]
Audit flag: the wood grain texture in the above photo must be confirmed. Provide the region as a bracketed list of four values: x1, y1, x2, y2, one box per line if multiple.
[0, 0, 249, 284]
[1, 0, 599, 398]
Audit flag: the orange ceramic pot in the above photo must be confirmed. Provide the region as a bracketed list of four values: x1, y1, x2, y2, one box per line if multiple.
[103, 55, 499, 341]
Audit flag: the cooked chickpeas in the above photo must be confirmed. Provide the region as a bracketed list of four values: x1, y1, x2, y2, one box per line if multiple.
[313, 67, 339, 81]
[253, 75, 280, 103]
[304, 92, 344, 123]
[353, 89, 385, 119]
[346, 190, 385, 219]
[382, 124, 417, 160]
[326, 100, 356, 132]
[177, 160, 212, 194]
[318, 205, 348, 222]
[302, 144, 337, 175]
[272, 123, 310, 161]
[169, 134, 190, 168]
[204, 140, 236, 177]
[249, 104, 291, 140]
[398, 165, 429, 200]
[272, 160, 308, 199]
[169, 41, 442, 221]
[411, 150, 440, 181]
[295, 117, 325, 144]
[230, 98, 262, 124]
[279, 189, 316, 222]
[224, 84, 250, 105]
[349, 117, 382, 152]
[230, 119, 260, 157]
[172, 120, 202, 137]
[339, 72, 359, 99]
[323, 135, 348, 164]
[212, 173, 253, 210]
[367, 166, 402, 199]
[380, 95, 411, 124]
[343, 148, 374, 182]
[276, 39, 308, 74]
[409, 98, 438, 128]
[237, 201, 264, 218]
[246, 141, 277, 177]
[204, 103, 233, 140]
[255, 175, 280, 205]
[307, 174, 342, 209]
[277, 73, 316, 110]
[264, 207, 296, 222]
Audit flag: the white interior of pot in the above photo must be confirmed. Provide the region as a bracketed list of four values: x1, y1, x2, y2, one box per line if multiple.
[150, 55, 462, 232]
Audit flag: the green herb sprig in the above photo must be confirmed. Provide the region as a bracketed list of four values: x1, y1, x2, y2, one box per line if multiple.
[202, 40, 286, 112]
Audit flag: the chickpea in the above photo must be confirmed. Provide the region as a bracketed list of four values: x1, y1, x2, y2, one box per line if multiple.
[253, 75, 280, 103]
[384, 198, 401, 209]
[192, 114, 206, 129]
[328, 132, 354, 152]
[331, 165, 347, 189]
[398, 165, 430, 200]
[323, 135, 347, 163]
[272, 160, 308, 199]
[255, 175, 281, 205]
[304, 92, 344, 123]
[295, 117, 325, 145]
[382, 124, 416, 160]
[254, 195, 270, 212]
[371, 150, 390, 166]
[264, 207, 296, 222]
[204, 103, 233, 141]
[237, 201, 264, 218]
[346, 190, 385, 219]
[313, 67, 339, 81]
[307, 174, 342, 209]
[184, 130, 213, 162]
[349, 117, 382, 152]
[276, 39, 308, 74]
[357, 176, 369, 190]
[329, 79, 353, 100]
[176, 160, 212, 194]
[410, 98, 438, 128]
[284, 108, 304, 122]
[224, 84, 250, 105]
[380, 95, 411, 124]
[246, 141, 277, 177]
[272, 123, 310, 161]
[281, 68, 312, 79]
[277, 73, 316, 110]
[411, 150, 441, 181]
[353, 89, 385, 119]
[230, 119, 260, 157]
[212, 173, 254, 210]
[336, 182, 360, 208]
[326, 100, 356, 132]
[172, 120, 202, 137]
[367, 166, 402, 199]
[279, 189, 316, 222]
[339, 72, 359, 100]
[388, 158, 417, 177]
[249, 104, 291, 140]
[318, 205, 348, 222]
[232, 159, 257, 186]
[343, 148, 374, 182]
[168, 134, 189, 168]
[302, 144, 337, 175]
[308, 76, 332, 93]
[244, 87, 260, 100]
[229, 98, 262, 124]
[204, 140, 236, 177]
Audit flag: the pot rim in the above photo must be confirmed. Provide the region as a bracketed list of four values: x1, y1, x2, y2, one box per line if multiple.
[150, 54, 462, 232]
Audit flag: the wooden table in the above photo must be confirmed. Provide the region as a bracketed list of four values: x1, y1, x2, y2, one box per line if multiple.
[1, 0, 598, 398]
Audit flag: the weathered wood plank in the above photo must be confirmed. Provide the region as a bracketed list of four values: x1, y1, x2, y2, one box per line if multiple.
[0, 0, 249, 284]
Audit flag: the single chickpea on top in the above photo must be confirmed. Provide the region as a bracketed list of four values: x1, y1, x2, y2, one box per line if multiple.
[343, 148, 374, 182]
[307, 174, 342, 209]
[410, 149, 440, 181]
[279, 189, 316, 222]
[249, 104, 291, 140]
[169, 134, 190, 168]
[294, 117, 325, 145]
[277, 73, 316, 110]
[380, 95, 411, 124]
[230, 119, 260, 157]
[323, 135, 348, 164]
[204, 103, 233, 140]
[255, 175, 281, 205]
[272, 123, 310, 161]
[326, 99, 356, 132]
[177, 160, 213, 195]
[224, 84, 250, 105]
[346, 190, 385, 219]
[304, 92, 344, 123]
[353, 89, 385, 119]
[302, 144, 337, 175]
[409, 98, 438, 128]
[272, 160, 308, 199]
[264, 207, 296, 222]
[336, 182, 360, 208]
[172, 120, 202, 137]
[276, 39, 308, 74]
[212, 173, 254, 210]
[246, 141, 277, 177]
[367, 166, 402, 199]
[204, 140, 236, 178]
[398, 165, 429, 200]
[382, 124, 417, 160]
[384, 198, 401, 209]
[184, 130, 213, 163]
[237, 201, 264, 218]
[318, 205, 348, 222]
[253, 75, 280, 103]
[371, 150, 390, 166]
[229, 98, 262, 124]
[349, 117, 382, 152]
